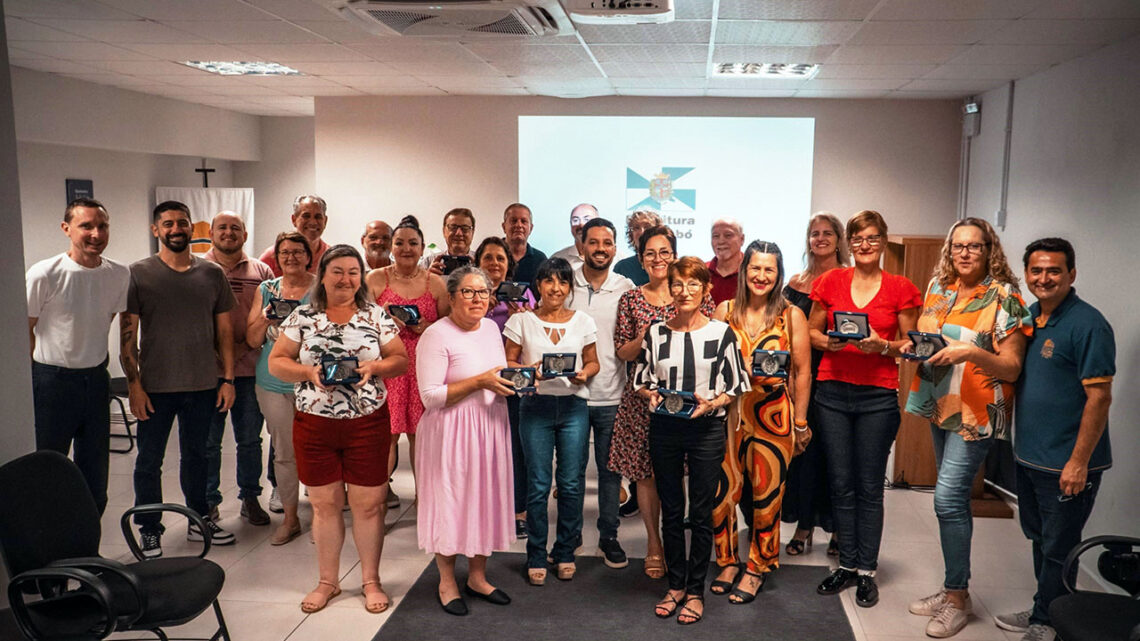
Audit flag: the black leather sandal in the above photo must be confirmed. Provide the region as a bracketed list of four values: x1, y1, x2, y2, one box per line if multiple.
[709, 563, 741, 595]
[728, 569, 766, 604]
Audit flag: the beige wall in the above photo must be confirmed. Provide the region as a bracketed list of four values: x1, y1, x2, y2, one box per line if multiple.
[234, 116, 316, 254]
[314, 95, 963, 252]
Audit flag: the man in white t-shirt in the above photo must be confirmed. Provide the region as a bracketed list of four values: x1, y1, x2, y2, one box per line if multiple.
[568, 217, 634, 569]
[26, 198, 130, 514]
[551, 203, 598, 270]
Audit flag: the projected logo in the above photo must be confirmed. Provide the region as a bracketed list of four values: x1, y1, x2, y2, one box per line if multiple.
[626, 167, 696, 211]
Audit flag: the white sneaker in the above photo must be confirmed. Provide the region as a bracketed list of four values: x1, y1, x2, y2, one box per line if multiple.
[187, 518, 236, 546]
[994, 610, 1031, 633]
[925, 597, 972, 638]
[1020, 624, 1055, 641]
[909, 589, 947, 616]
[268, 487, 284, 513]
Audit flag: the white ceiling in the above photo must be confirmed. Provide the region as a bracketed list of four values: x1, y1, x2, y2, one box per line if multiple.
[5, 0, 1140, 116]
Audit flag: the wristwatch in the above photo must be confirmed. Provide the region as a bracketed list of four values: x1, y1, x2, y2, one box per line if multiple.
[220, 378, 235, 386]
[879, 341, 890, 356]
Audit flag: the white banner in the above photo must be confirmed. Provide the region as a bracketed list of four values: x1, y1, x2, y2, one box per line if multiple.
[155, 187, 255, 256]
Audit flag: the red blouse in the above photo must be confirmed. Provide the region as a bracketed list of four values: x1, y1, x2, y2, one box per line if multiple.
[810, 267, 922, 390]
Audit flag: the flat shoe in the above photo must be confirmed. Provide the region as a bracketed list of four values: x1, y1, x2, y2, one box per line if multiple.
[362, 580, 389, 614]
[440, 596, 468, 616]
[271, 523, 303, 546]
[300, 580, 341, 613]
[464, 584, 511, 605]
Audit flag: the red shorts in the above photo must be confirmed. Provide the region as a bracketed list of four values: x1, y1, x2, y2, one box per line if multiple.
[293, 406, 391, 487]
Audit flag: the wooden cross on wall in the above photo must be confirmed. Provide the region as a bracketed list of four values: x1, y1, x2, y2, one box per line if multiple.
[195, 158, 215, 188]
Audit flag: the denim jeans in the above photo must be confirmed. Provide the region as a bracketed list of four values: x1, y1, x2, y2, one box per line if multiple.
[930, 425, 994, 590]
[520, 394, 590, 568]
[814, 380, 900, 572]
[507, 394, 527, 515]
[31, 360, 111, 514]
[1017, 464, 1102, 626]
[650, 413, 725, 595]
[133, 389, 217, 533]
[583, 404, 621, 540]
[206, 376, 264, 505]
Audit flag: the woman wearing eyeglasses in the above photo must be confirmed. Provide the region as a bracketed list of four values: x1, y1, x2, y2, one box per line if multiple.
[416, 265, 517, 616]
[902, 218, 1029, 638]
[504, 257, 599, 585]
[808, 210, 921, 608]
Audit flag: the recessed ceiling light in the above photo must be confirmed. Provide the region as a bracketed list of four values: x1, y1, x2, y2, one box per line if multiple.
[183, 61, 302, 76]
[713, 63, 819, 79]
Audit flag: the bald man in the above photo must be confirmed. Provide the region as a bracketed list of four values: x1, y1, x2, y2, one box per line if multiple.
[204, 211, 275, 526]
[551, 203, 597, 270]
[362, 220, 393, 269]
[708, 218, 745, 304]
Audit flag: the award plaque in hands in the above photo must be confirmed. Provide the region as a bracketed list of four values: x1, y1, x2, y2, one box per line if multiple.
[905, 331, 949, 361]
[541, 353, 576, 378]
[266, 297, 301, 320]
[320, 355, 361, 386]
[388, 304, 422, 326]
[501, 367, 536, 394]
[751, 348, 790, 378]
[827, 311, 870, 341]
[654, 389, 697, 418]
[495, 281, 530, 302]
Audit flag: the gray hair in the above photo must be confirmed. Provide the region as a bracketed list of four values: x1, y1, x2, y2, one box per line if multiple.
[293, 194, 327, 215]
[445, 265, 492, 297]
[712, 217, 744, 236]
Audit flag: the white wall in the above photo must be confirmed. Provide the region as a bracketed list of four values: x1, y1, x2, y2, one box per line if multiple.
[234, 116, 316, 254]
[966, 34, 1140, 537]
[314, 96, 963, 254]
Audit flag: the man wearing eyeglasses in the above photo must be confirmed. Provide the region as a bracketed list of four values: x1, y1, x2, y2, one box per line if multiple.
[422, 207, 477, 274]
[997, 238, 1115, 641]
[259, 195, 330, 277]
[707, 218, 745, 304]
[203, 212, 275, 527]
[551, 203, 598, 270]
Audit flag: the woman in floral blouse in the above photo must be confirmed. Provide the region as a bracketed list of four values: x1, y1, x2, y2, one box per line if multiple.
[903, 218, 1030, 638]
[269, 245, 408, 616]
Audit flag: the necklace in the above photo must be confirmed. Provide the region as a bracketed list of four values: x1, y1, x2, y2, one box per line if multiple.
[392, 266, 421, 281]
[643, 285, 670, 307]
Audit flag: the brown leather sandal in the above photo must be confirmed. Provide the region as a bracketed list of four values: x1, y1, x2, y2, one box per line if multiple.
[644, 554, 666, 579]
[300, 580, 341, 613]
[361, 579, 389, 614]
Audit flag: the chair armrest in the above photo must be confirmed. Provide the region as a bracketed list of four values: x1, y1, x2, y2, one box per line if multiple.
[1061, 535, 1140, 594]
[8, 567, 117, 640]
[120, 503, 211, 559]
[46, 556, 147, 623]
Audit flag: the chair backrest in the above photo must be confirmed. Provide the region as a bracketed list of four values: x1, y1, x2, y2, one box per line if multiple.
[0, 451, 102, 577]
[1099, 544, 1140, 596]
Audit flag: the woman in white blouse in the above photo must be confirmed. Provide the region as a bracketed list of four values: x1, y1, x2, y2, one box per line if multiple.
[268, 245, 408, 615]
[504, 257, 600, 586]
[635, 256, 750, 625]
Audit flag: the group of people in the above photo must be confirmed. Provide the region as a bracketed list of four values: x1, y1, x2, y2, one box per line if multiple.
[26, 195, 1114, 641]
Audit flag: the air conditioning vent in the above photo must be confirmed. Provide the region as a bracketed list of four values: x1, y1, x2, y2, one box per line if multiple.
[365, 10, 436, 33]
[470, 14, 531, 35]
[325, 0, 575, 38]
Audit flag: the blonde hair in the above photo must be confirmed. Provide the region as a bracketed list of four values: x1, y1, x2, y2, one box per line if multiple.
[804, 212, 850, 271]
[934, 217, 1020, 289]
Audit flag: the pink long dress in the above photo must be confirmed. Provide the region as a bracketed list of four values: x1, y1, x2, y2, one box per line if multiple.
[415, 316, 514, 557]
[376, 284, 440, 434]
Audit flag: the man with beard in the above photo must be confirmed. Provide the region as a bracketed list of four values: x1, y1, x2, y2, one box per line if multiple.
[707, 218, 745, 304]
[362, 219, 393, 269]
[568, 217, 634, 569]
[502, 203, 546, 288]
[122, 201, 238, 558]
[551, 203, 598, 270]
[421, 207, 476, 274]
[203, 212, 274, 526]
[259, 195, 330, 276]
[26, 197, 129, 515]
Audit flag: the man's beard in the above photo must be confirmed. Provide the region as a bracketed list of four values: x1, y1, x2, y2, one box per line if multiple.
[161, 234, 189, 252]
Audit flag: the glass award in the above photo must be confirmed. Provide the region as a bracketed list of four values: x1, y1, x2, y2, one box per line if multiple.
[266, 297, 301, 320]
[905, 331, 949, 361]
[441, 254, 472, 275]
[501, 367, 536, 394]
[654, 389, 697, 418]
[319, 354, 361, 386]
[495, 281, 530, 302]
[751, 348, 790, 378]
[827, 311, 870, 341]
[387, 304, 421, 326]
[541, 353, 576, 378]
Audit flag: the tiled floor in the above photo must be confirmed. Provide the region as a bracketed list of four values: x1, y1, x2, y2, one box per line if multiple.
[101, 430, 1041, 641]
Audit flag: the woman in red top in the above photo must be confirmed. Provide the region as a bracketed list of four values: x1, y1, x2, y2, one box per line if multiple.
[807, 210, 921, 608]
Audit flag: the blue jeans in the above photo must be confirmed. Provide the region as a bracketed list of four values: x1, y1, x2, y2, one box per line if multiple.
[582, 404, 621, 541]
[1017, 464, 1102, 626]
[930, 426, 993, 590]
[814, 380, 900, 572]
[133, 389, 217, 533]
[206, 376, 264, 505]
[520, 394, 590, 568]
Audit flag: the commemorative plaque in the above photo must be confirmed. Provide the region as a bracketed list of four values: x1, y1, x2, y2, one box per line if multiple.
[319, 354, 361, 386]
[751, 348, 790, 378]
[905, 331, 949, 361]
[827, 311, 870, 341]
[654, 389, 697, 418]
[495, 281, 530, 302]
[266, 297, 301, 320]
[388, 304, 421, 326]
[501, 367, 536, 394]
[541, 353, 576, 378]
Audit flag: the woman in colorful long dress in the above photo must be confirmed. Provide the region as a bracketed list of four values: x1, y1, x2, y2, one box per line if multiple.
[709, 240, 812, 604]
[903, 217, 1030, 638]
[364, 215, 448, 501]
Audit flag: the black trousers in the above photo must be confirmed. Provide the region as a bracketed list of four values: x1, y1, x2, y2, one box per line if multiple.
[31, 360, 111, 514]
[650, 413, 726, 595]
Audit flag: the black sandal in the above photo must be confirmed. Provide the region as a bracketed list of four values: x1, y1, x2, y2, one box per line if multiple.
[677, 595, 704, 625]
[728, 569, 766, 604]
[785, 534, 812, 556]
[709, 564, 741, 595]
[654, 591, 682, 618]
[827, 536, 839, 557]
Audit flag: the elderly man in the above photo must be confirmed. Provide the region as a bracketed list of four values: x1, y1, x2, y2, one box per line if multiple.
[612, 209, 662, 286]
[259, 195, 330, 276]
[502, 203, 546, 287]
[421, 207, 476, 274]
[203, 212, 275, 526]
[551, 203, 597, 270]
[707, 218, 745, 304]
[362, 219, 393, 269]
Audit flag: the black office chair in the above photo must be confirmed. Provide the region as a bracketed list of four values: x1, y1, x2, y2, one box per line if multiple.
[1050, 534, 1140, 641]
[0, 451, 230, 641]
[108, 377, 135, 454]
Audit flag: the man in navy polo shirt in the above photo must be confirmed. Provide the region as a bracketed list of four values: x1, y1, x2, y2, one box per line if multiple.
[995, 238, 1115, 641]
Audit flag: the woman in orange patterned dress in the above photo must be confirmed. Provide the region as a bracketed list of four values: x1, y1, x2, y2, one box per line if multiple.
[709, 240, 812, 604]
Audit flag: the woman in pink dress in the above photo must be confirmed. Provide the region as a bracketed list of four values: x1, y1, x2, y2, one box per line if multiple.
[416, 265, 516, 616]
[365, 216, 448, 502]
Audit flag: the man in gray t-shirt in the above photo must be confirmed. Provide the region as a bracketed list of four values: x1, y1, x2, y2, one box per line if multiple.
[120, 200, 237, 558]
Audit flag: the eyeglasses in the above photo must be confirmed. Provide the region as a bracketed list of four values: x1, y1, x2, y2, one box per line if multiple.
[446, 224, 474, 234]
[458, 288, 491, 300]
[642, 249, 674, 261]
[278, 250, 307, 258]
[950, 242, 988, 255]
[849, 235, 883, 247]
[669, 282, 704, 295]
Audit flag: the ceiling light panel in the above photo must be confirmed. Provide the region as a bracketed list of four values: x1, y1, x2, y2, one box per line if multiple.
[182, 61, 303, 76]
[715, 20, 862, 45]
